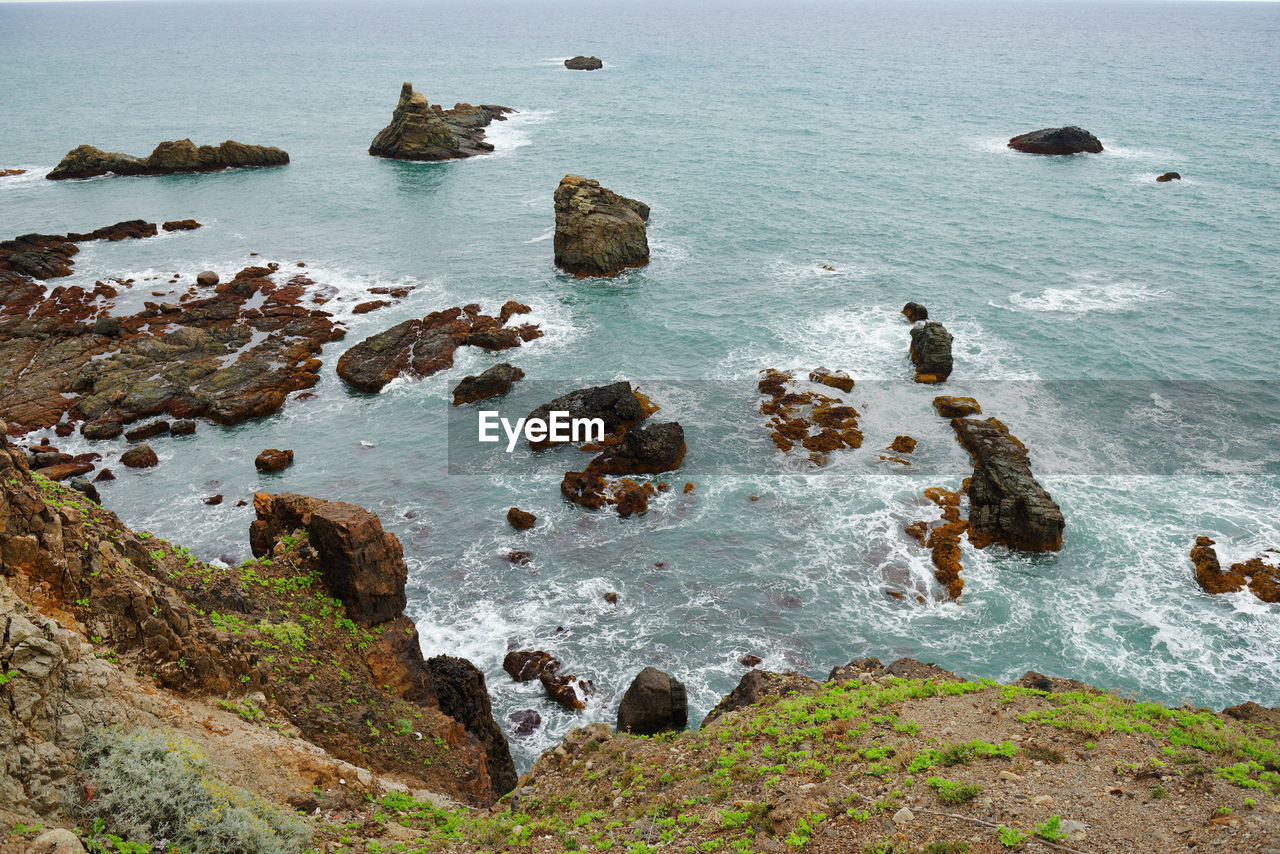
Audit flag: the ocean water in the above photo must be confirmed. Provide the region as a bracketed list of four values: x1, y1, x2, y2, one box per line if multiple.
[2, 0, 1279, 772]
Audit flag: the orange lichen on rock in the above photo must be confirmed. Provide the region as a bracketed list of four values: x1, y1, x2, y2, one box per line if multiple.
[888, 435, 917, 454]
[1191, 537, 1280, 602]
[906, 486, 970, 600]
[758, 368, 860, 466]
[932, 396, 982, 418]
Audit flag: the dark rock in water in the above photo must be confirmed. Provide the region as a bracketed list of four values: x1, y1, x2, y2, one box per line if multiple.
[69, 476, 100, 504]
[909, 321, 953, 383]
[541, 667, 593, 711]
[509, 709, 542, 736]
[352, 300, 390, 315]
[124, 420, 169, 442]
[739, 654, 763, 667]
[453, 363, 525, 406]
[808, 367, 854, 393]
[162, 219, 202, 232]
[427, 654, 518, 797]
[93, 467, 114, 482]
[47, 139, 289, 180]
[507, 506, 536, 530]
[932, 396, 981, 418]
[616, 667, 688, 735]
[564, 56, 604, 71]
[589, 421, 687, 475]
[120, 444, 158, 468]
[170, 419, 197, 435]
[0, 168, 26, 177]
[336, 306, 540, 393]
[255, 448, 294, 472]
[560, 469, 608, 510]
[901, 302, 929, 322]
[196, 270, 219, 287]
[503, 550, 532, 565]
[54, 423, 73, 437]
[526, 381, 647, 450]
[701, 670, 820, 729]
[950, 417, 1064, 551]
[369, 82, 513, 161]
[553, 174, 650, 277]
[1007, 126, 1103, 155]
[503, 650, 557, 682]
[1156, 171, 1181, 182]
[204, 494, 223, 506]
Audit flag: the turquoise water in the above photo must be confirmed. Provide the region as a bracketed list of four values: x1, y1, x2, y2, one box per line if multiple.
[3, 0, 1279, 770]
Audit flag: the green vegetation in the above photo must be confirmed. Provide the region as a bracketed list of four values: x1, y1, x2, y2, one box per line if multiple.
[926, 776, 981, 805]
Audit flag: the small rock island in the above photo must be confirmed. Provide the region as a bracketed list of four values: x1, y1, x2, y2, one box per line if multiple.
[47, 139, 289, 180]
[368, 82, 512, 161]
[553, 174, 650, 277]
[1007, 126, 1103, 155]
[564, 56, 604, 70]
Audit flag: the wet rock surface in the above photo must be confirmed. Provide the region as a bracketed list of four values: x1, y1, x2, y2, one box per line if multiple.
[909, 320, 953, 383]
[254, 448, 294, 472]
[336, 305, 541, 394]
[758, 368, 861, 466]
[553, 174, 650, 277]
[369, 82, 512, 161]
[1007, 126, 1104, 155]
[47, 139, 289, 180]
[452, 362, 525, 405]
[1190, 537, 1279, 603]
[506, 507, 536, 530]
[526, 381, 650, 450]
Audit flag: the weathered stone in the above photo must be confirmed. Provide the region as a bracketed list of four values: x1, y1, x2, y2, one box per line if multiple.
[526, 381, 647, 450]
[1007, 126, 1103, 155]
[124, 420, 169, 442]
[507, 507, 536, 530]
[553, 175, 650, 277]
[701, 670, 820, 729]
[902, 302, 928, 322]
[369, 83, 512, 161]
[452, 363, 524, 405]
[254, 448, 293, 472]
[120, 444, 158, 468]
[932, 396, 981, 418]
[1156, 172, 1181, 182]
[503, 650, 556, 682]
[808, 367, 854, 393]
[564, 56, 603, 70]
[910, 321, 953, 383]
[427, 655, 518, 796]
[616, 667, 688, 735]
[161, 219, 202, 232]
[588, 422, 686, 475]
[196, 270, 219, 287]
[48, 139, 289, 180]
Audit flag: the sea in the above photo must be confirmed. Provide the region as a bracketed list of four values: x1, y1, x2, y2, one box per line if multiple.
[2, 0, 1278, 772]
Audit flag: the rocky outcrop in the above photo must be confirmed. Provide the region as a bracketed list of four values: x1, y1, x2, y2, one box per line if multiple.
[758, 368, 861, 466]
[932, 396, 981, 418]
[368, 82, 513, 161]
[950, 417, 1064, 551]
[909, 321, 953, 383]
[1157, 172, 1181, 182]
[553, 175, 650, 277]
[162, 219, 201, 232]
[589, 422, 687, 475]
[0, 222, 343, 435]
[1190, 537, 1279, 603]
[701, 670, 820, 729]
[1007, 126, 1103, 155]
[501, 650, 594, 711]
[905, 487, 969, 599]
[254, 448, 293, 472]
[507, 507, 536, 530]
[526, 381, 650, 450]
[336, 305, 541, 394]
[828, 657, 962, 684]
[808, 367, 854, 393]
[616, 667, 688, 735]
[426, 656, 518, 796]
[47, 139, 288, 180]
[452, 363, 524, 405]
[564, 56, 603, 70]
[0, 168, 26, 178]
[901, 302, 928, 322]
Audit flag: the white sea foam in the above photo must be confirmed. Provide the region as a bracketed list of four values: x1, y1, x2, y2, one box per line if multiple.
[478, 109, 554, 158]
[0, 166, 53, 187]
[1002, 274, 1168, 316]
[523, 227, 555, 244]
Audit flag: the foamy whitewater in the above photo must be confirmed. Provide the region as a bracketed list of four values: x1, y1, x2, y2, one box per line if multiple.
[2, 0, 1278, 771]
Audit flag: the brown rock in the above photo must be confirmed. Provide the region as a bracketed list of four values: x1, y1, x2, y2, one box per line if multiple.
[808, 366, 854, 393]
[352, 300, 391, 314]
[124, 420, 169, 442]
[47, 140, 289, 180]
[204, 494, 223, 506]
[120, 444, 158, 468]
[34, 461, 95, 481]
[503, 650, 557, 682]
[740, 654, 763, 667]
[507, 507, 536, 530]
[933, 396, 982, 418]
[369, 82, 513, 161]
[616, 667, 688, 735]
[888, 435, 917, 454]
[902, 302, 928, 322]
[452, 363, 524, 405]
[701, 670, 820, 729]
[553, 174, 650, 277]
[196, 270, 219, 286]
[1156, 172, 1181, 182]
[255, 448, 294, 472]
[162, 219, 202, 232]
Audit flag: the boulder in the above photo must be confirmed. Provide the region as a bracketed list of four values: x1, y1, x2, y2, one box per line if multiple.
[427, 655, 518, 796]
[0, 168, 27, 178]
[564, 55, 604, 70]
[92, 315, 121, 337]
[507, 507, 536, 530]
[120, 444, 158, 468]
[553, 174, 650, 277]
[369, 82, 512, 161]
[888, 435, 917, 454]
[932, 396, 981, 418]
[69, 477, 100, 503]
[255, 448, 294, 472]
[509, 709, 542, 736]
[33, 461, 94, 481]
[588, 421, 686, 475]
[909, 321, 953, 383]
[452, 363, 525, 405]
[170, 419, 197, 435]
[28, 829, 86, 854]
[124, 419, 169, 442]
[1007, 126, 1103, 155]
[701, 670, 820, 729]
[196, 270, 219, 286]
[1190, 537, 1280, 603]
[162, 219, 202, 232]
[541, 668, 593, 711]
[616, 667, 688, 735]
[950, 417, 1064, 551]
[526, 381, 647, 449]
[808, 367, 854, 393]
[47, 139, 289, 180]
[503, 650, 557, 682]
[1156, 172, 1181, 182]
[352, 299, 390, 314]
[901, 302, 928, 322]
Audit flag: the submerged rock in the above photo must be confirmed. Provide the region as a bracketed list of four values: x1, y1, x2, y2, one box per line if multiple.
[553, 174, 650, 277]
[1156, 171, 1181, 182]
[951, 417, 1064, 551]
[1007, 126, 1103, 155]
[369, 82, 513, 161]
[47, 139, 289, 180]
[564, 55, 604, 70]
[616, 667, 688, 735]
[909, 321, 953, 383]
[452, 363, 525, 405]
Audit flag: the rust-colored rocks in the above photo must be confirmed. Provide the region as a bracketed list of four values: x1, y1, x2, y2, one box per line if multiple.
[120, 444, 158, 468]
[452, 363, 525, 405]
[162, 219, 202, 232]
[504, 650, 557, 681]
[352, 299, 390, 314]
[0, 168, 26, 177]
[502, 649, 594, 711]
[950, 417, 1063, 551]
[254, 448, 294, 472]
[498, 300, 531, 323]
[1190, 537, 1280, 603]
[426, 655, 519, 796]
[124, 420, 169, 442]
[808, 366, 854, 393]
[369, 82, 513, 161]
[909, 321, 953, 383]
[507, 507, 537, 530]
[758, 368, 861, 466]
[889, 435, 917, 454]
[902, 302, 929, 322]
[553, 174, 650, 277]
[33, 460, 95, 481]
[933, 396, 982, 418]
[336, 304, 541, 393]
